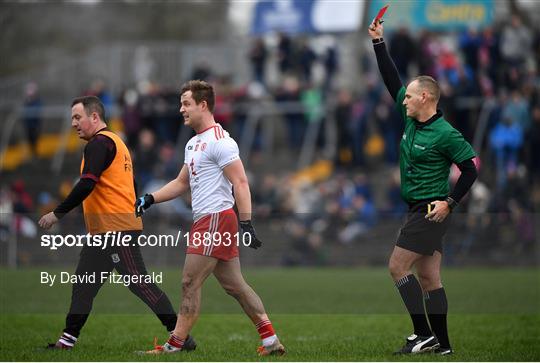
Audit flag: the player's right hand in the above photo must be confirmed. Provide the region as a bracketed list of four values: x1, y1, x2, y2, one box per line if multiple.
[239, 220, 262, 249]
[135, 193, 154, 217]
[368, 18, 384, 39]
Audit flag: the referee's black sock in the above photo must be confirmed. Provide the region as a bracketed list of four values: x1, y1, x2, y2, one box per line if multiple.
[424, 287, 450, 348]
[395, 274, 432, 337]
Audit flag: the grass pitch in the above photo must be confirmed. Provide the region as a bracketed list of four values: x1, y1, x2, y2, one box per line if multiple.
[1, 267, 539, 361]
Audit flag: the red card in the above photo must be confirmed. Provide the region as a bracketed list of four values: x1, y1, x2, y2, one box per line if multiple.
[374, 5, 389, 23]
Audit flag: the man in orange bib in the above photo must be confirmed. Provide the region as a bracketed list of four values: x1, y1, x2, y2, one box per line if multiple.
[38, 96, 189, 350]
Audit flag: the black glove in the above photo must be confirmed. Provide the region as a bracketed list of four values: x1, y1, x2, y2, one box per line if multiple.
[239, 220, 262, 249]
[135, 193, 154, 217]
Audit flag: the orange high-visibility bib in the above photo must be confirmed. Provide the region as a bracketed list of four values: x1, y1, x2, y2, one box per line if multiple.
[81, 130, 142, 234]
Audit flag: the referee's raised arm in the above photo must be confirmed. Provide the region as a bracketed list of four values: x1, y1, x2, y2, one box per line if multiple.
[368, 19, 402, 101]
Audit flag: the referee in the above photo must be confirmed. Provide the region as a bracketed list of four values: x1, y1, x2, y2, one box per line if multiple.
[38, 96, 185, 350]
[368, 20, 477, 355]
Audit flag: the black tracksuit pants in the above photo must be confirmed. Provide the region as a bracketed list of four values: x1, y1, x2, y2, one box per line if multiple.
[63, 231, 176, 337]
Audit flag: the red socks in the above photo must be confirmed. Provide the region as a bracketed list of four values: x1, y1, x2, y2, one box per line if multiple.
[256, 319, 275, 340]
[167, 334, 184, 349]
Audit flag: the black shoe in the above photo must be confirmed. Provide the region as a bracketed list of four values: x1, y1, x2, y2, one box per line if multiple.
[46, 342, 72, 350]
[167, 331, 196, 351]
[394, 334, 440, 354]
[182, 335, 197, 351]
[434, 347, 453, 355]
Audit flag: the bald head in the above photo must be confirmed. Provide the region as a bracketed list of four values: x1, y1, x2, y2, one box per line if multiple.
[403, 75, 440, 122]
[410, 76, 440, 103]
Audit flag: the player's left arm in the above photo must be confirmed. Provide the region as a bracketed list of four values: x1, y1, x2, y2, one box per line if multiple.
[223, 159, 251, 221]
[223, 159, 262, 249]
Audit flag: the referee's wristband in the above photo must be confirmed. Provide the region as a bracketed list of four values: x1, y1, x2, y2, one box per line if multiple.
[372, 38, 384, 45]
[445, 196, 458, 211]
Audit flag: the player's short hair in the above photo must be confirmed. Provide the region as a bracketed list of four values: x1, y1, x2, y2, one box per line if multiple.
[71, 96, 106, 122]
[412, 75, 440, 103]
[180, 80, 215, 113]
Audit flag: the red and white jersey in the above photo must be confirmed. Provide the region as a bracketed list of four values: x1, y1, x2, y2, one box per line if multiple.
[184, 123, 240, 221]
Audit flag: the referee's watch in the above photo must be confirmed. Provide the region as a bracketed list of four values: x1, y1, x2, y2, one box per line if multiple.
[445, 196, 458, 211]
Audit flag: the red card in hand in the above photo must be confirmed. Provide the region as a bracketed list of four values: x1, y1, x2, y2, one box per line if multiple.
[374, 5, 389, 24]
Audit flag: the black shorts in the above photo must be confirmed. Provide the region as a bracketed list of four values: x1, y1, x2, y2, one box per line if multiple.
[396, 199, 451, 255]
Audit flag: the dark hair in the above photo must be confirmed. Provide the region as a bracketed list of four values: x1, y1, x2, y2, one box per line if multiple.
[180, 80, 215, 112]
[71, 96, 106, 122]
[412, 75, 440, 102]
